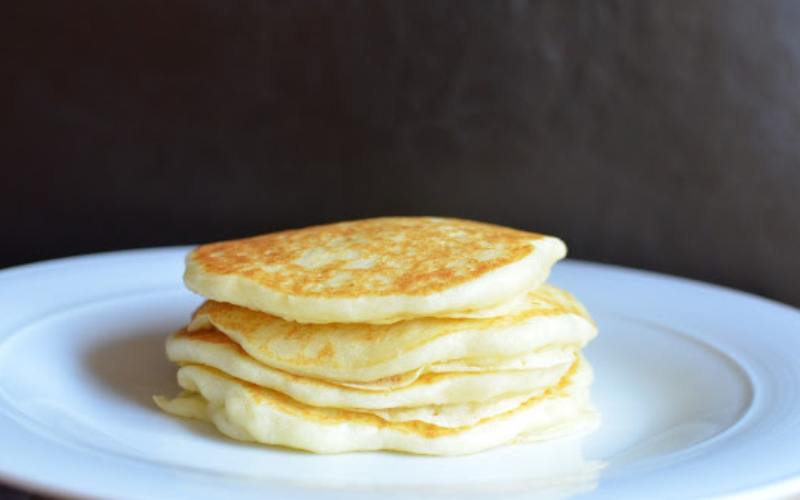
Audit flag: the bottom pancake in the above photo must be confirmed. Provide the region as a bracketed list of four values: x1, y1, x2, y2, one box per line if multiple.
[154, 358, 599, 456]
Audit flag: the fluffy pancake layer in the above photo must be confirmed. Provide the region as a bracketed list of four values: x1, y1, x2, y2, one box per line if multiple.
[167, 327, 575, 409]
[184, 217, 567, 324]
[155, 357, 598, 456]
[187, 284, 596, 383]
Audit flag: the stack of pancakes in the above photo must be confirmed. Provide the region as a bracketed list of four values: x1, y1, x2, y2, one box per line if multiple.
[156, 217, 599, 455]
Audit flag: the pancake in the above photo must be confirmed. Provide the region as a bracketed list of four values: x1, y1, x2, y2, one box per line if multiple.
[187, 284, 597, 383]
[157, 218, 600, 455]
[154, 358, 598, 456]
[184, 217, 567, 324]
[166, 327, 574, 409]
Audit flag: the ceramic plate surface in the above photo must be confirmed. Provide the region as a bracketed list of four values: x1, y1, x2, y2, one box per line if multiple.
[1, 248, 799, 500]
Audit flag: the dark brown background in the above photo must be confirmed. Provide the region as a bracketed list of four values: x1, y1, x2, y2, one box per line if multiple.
[1, 0, 799, 312]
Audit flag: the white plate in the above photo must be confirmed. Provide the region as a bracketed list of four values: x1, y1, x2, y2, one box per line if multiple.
[1, 248, 799, 500]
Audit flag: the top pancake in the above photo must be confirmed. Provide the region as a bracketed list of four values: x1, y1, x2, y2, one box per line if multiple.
[184, 217, 567, 324]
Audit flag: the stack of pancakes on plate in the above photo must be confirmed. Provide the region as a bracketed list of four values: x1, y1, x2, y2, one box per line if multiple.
[155, 217, 599, 455]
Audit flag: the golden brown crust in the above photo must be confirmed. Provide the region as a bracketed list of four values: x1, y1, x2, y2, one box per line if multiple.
[174, 326, 235, 345]
[188, 217, 544, 299]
